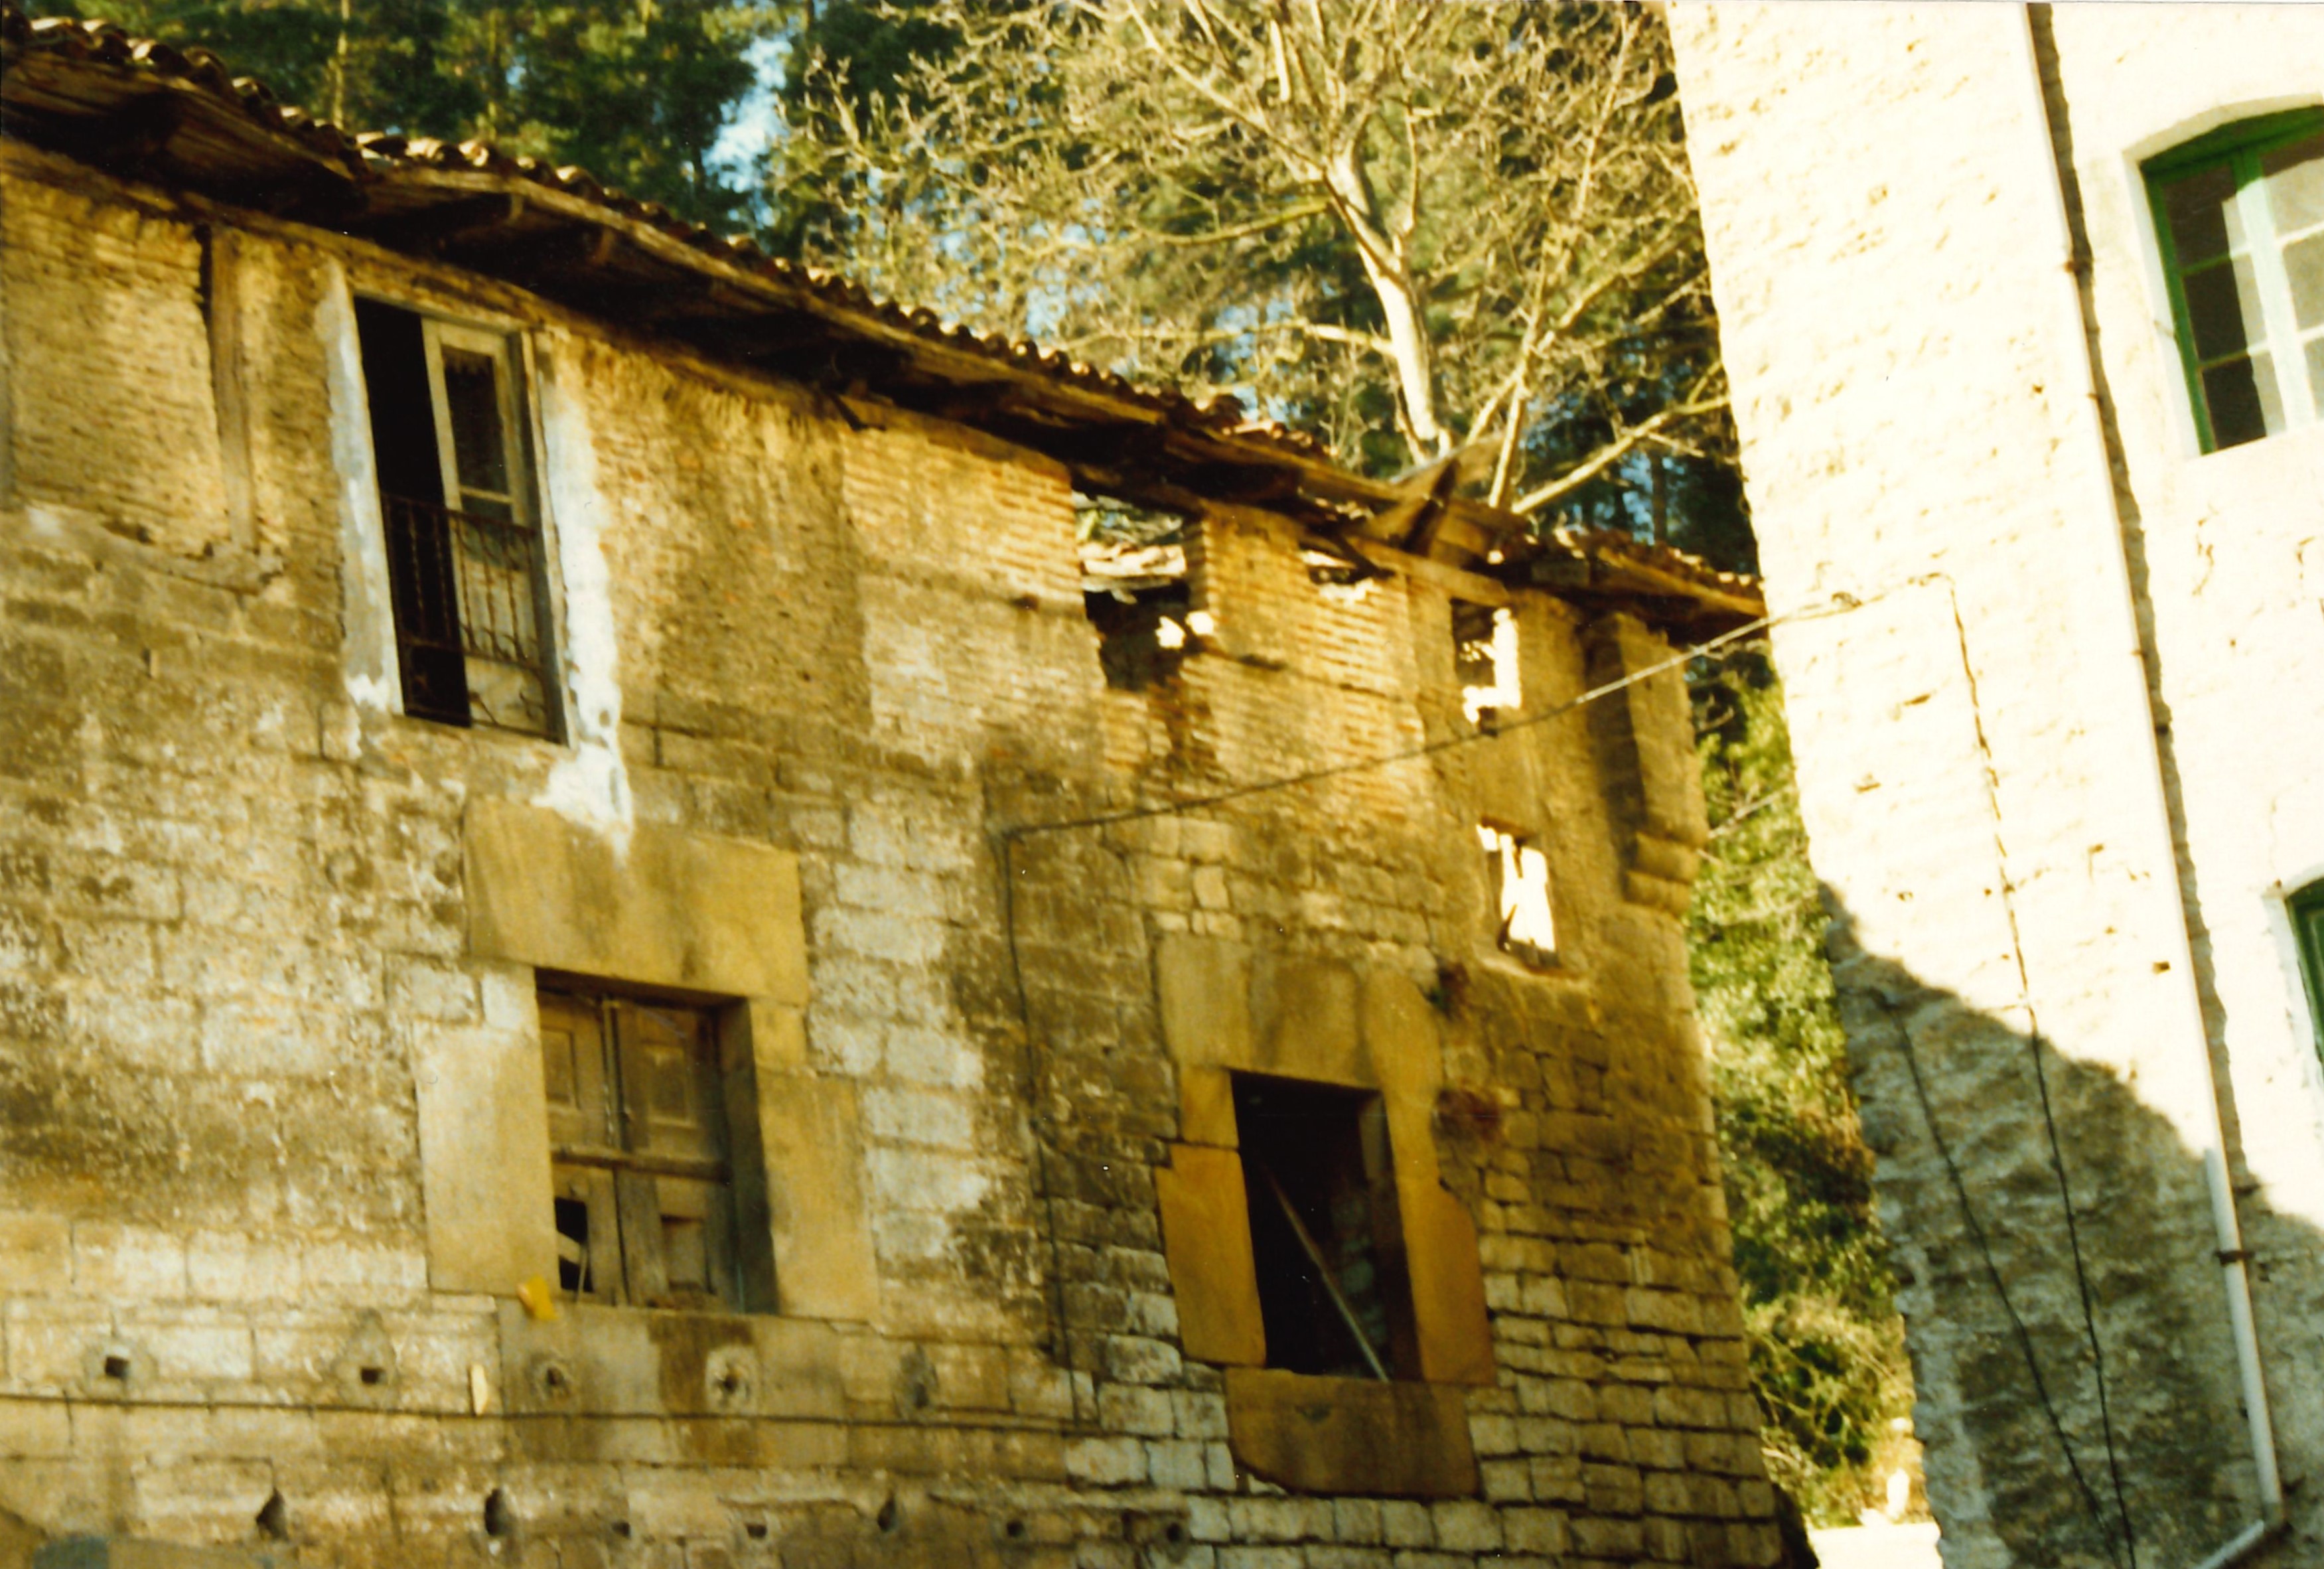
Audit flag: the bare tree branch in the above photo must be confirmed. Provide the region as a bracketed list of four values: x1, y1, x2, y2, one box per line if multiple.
[1512, 396, 1726, 517]
[778, 0, 1725, 522]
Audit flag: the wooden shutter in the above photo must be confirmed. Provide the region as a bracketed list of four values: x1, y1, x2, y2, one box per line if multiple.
[540, 992, 623, 1302]
[540, 991, 739, 1309]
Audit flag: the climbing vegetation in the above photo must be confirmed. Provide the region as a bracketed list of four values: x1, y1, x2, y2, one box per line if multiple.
[1691, 659, 1918, 1524]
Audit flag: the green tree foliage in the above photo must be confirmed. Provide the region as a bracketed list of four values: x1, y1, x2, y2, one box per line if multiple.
[27, 0, 773, 226]
[1692, 658, 1915, 1522]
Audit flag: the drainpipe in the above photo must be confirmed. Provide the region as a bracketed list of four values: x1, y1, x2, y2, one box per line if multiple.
[2013, 9, 2286, 1563]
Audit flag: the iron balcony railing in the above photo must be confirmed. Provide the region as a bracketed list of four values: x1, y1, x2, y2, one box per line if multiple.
[382, 493, 553, 730]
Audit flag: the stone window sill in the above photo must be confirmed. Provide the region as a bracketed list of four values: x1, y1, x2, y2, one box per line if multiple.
[1223, 1367, 1478, 1497]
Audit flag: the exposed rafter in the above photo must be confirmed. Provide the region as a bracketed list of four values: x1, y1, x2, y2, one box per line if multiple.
[0, 0, 1765, 635]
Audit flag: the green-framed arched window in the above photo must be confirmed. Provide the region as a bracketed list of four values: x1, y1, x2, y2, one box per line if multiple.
[2145, 108, 2324, 452]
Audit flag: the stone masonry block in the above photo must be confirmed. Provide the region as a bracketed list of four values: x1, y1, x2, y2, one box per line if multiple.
[0, 1216, 70, 1294]
[1064, 1436, 1145, 1487]
[464, 801, 808, 1006]
[1225, 1369, 1478, 1499]
[1156, 934, 1252, 1071]
[1153, 1144, 1264, 1367]
[72, 1225, 187, 1300]
[1249, 956, 1364, 1085]
[409, 1021, 557, 1298]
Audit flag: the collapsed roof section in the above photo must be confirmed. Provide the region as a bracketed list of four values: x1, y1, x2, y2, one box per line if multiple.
[0, 1, 1763, 636]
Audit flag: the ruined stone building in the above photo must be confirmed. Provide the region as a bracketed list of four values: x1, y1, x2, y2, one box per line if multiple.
[1672, 7, 2324, 1568]
[0, 8, 1785, 1565]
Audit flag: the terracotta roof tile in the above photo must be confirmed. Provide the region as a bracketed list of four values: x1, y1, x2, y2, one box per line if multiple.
[0, 0, 1761, 629]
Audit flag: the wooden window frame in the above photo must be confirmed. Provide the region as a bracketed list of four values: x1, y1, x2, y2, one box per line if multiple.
[2145, 108, 2324, 453]
[353, 297, 566, 739]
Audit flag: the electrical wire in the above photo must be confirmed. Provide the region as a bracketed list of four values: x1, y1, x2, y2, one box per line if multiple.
[1881, 992, 2130, 1569]
[988, 570, 2142, 1560]
[985, 598, 1846, 1445]
[1942, 576, 2138, 1566]
[995, 605, 1798, 846]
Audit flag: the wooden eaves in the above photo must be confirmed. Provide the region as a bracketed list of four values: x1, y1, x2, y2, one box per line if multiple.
[0, 1, 1763, 637]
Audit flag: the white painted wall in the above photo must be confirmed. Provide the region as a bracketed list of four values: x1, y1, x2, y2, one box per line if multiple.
[1672, 5, 2324, 1564]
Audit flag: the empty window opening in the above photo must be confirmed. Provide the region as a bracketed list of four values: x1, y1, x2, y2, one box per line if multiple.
[1078, 494, 1200, 690]
[355, 299, 561, 737]
[1232, 1074, 1417, 1380]
[2145, 109, 2324, 451]
[540, 988, 750, 1310]
[1479, 824, 1556, 966]
[1453, 601, 1520, 725]
[1301, 544, 1378, 604]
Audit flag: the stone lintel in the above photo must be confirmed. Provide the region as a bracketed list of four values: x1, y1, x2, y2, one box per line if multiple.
[464, 798, 809, 1006]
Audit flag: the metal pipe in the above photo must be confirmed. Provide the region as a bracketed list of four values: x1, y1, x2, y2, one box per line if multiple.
[2187, 1517, 2286, 1569]
[2013, 5, 2285, 1550]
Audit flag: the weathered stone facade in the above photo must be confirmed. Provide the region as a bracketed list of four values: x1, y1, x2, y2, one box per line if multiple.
[1672, 6, 2324, 1567]
[0, 13, 1781, 1567]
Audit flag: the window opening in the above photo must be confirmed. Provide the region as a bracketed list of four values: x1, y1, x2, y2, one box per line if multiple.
[2288, 879, 2324, 1068]
[1232, 1074, 1417, 1380]
[1453, 601, 1520, 726]
[1301, 544, 1378, 605]
[540, 988, 741, 1309]
[354, 299, 561, 737]
[1078, 494, 1199, 690]
[1479, 824, 1556, 966]
[2145, 109, 2324, 451]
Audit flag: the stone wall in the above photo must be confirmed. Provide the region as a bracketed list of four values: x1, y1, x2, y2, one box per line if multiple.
[0, 141, 1779, 1568]
[1670, 6, 2324, 1566]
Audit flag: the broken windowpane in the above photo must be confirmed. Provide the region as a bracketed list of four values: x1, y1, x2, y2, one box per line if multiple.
[1479, 824, 1557, 966]
[539, 988, 741, 1311]
[553, 1196, 595, 1294]
[354, 299, 560, 737]
[1234, 1075, 1418, 1381]
[1453, 601, 1520, 726]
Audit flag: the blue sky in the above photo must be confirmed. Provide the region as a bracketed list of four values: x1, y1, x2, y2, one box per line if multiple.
[707, 34, 788, 187]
